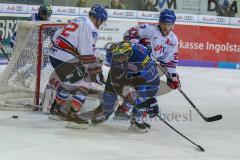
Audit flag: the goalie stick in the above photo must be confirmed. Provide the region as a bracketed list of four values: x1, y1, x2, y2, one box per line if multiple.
[153, 58, 222, 122]
[0, 36, 10, 61]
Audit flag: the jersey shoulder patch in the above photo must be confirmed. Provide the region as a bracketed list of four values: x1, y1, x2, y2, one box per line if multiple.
[92, 32, 98, 40]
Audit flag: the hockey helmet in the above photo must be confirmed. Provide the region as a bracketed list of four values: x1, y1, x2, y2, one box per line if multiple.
[106, 41, 133, 64]
[89, 4, 108, 22]
[223, 0, 230, 7]
[39, 3, 52, 20]
[111, 41, 133, 58]
[159, 9, 176, 23]
[39, 3, 52, 15]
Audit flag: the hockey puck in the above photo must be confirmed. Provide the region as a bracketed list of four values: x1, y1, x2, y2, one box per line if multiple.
[12, 115, 18, 119]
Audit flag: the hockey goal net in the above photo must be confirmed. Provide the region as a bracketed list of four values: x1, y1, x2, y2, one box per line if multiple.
[0, 21, 65, 111]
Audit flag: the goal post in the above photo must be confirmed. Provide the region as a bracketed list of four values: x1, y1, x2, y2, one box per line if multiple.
[35, 23, 65, 106]
[0, 21, 65, 111]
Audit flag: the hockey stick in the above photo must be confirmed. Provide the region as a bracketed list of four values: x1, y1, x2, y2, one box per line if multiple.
[157, 114, 205, 152]
[154, 59, 222, 122]
[0, 36, 10, 61]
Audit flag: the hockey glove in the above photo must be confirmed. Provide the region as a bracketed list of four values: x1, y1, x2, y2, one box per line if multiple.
[88, 66, 105, 85]
[167, 73, 181, 89]
[145, 98, 159, 118]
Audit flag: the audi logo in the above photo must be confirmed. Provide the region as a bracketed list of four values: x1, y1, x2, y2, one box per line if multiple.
[68, 9, 76, 13]
[184, 16, 194, 21]
[215, 18, 225, 23]
[16, 6, 23, 11]
[153, 14, 160, 18]
[125, 12, 134, 16]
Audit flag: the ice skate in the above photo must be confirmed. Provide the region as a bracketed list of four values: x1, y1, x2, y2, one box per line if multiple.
[48, 100, 68, 121]
[114, 104, 131, 120]
[91, 104, 110, 124]
[65, 108, 90, 129]
[128, 116, 150, 133]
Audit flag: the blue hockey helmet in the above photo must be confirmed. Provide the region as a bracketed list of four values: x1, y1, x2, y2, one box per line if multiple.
[223, 0, 230, 7]
[89, 4, 108, 22]
[159, 9, 176, 23]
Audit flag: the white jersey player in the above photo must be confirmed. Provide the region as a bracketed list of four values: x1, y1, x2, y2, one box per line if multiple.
[48, 4, 108, 127]
[124, 9, 179, 83]
[115, 9, 180, 119]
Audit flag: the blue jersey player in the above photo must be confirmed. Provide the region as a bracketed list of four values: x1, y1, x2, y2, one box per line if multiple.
[90, 41, 160, 133]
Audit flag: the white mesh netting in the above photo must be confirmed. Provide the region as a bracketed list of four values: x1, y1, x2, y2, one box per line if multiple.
[0, 21, 64, 111]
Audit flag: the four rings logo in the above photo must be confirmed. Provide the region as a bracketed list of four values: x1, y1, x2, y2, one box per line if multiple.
[215, 18, 225, 23]
[68, 9, 76, 14]
[16, 6, 23, 11]
[184, 16, 194, 21]
[153, 14, 160, 18]
[125, 12, 134, 16]
[31, 7, 38, 12]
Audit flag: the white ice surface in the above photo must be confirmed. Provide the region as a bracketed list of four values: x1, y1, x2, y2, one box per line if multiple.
[0, 65, 240, 160]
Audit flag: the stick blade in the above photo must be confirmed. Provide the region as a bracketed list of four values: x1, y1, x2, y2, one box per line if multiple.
[206, 114, 222, 122]
[197, 145, 205, 152]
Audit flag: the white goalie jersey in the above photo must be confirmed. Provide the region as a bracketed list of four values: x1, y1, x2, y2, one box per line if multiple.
[124, 23, 179, 76]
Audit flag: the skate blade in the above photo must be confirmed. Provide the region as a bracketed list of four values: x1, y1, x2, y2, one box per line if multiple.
[113, 114, 130, 121]
[128, 125, 149, 134]
[48, 115, 66, 121]
[77, 110, 94, 121]
[65, 121, 90, 129]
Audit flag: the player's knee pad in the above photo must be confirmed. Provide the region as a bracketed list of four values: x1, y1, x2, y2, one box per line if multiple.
[71, 91, 87, 112]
